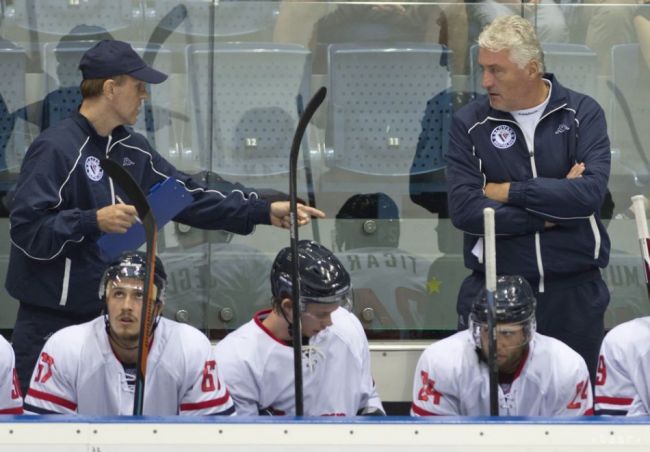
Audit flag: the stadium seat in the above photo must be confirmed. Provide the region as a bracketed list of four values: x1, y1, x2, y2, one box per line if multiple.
[0, 43, 29, 184]
[326, 43, 453, 178]
[185, 42, 312, 177]
[609, 43, 650, 178]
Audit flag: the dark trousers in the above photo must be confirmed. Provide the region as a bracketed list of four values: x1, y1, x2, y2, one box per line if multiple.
[457, 272, 609, 385]
[11, 303, 98, 396]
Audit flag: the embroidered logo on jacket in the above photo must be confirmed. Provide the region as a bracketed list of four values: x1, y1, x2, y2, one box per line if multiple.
[84, 156, 103, 181]
[123, 157, 135, 166]
[555, 124, 570, 135]
[490, 125, 516, 149]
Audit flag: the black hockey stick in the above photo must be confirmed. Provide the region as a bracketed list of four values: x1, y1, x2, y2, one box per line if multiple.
[483, 207, 499, 416]
[100, 159, 158, 416]
[289, 86, 327, 416]
[631, 195, 650, 299]
[296, 93, 321, 243]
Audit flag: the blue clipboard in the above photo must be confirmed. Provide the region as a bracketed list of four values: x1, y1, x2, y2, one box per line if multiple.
[98, 178, 193, 261]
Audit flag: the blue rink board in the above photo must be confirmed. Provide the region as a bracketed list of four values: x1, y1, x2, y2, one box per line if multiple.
[1, 415, 650, 425]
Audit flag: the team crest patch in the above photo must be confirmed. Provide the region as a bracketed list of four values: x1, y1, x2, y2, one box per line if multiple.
[85, 156, 103, 181]
[490, 125, 516, 149]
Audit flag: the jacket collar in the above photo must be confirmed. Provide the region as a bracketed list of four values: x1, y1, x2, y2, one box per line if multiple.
[72, 110, 131, 142]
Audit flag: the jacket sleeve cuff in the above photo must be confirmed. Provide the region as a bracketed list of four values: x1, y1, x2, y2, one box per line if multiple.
[250, 198, 272, 226]
[508, 181, 527, 207]
[80, 209, 100, 236]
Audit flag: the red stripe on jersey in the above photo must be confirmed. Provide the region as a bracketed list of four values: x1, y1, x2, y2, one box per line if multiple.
[27, 388, 77, 411]
[0, 407, 23, 414]
[411, 403, 440, 416]
[180, 391, 231, 412]
[584, 408, 594, 416]
[594, 396, 634, 405]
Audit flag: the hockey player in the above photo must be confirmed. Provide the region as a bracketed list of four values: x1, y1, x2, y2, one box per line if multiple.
[23, 251, 234, 415]
[214, 240, 384, 416]
[412, 275, 593, 416]
[595, 317, 650, 415]
[0, 336, 22, 415]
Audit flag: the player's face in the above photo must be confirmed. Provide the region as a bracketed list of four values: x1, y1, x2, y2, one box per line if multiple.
[110, 75, 148, 125]
[106, 277, 158, 344]
[480, 323, 528, 374]
[300, 303, 339, 337]
[479, 48, 538, 112]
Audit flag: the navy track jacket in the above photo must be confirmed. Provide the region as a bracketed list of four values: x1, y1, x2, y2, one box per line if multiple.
[7, 112, 271, 316]
[446, 74, 610, 291]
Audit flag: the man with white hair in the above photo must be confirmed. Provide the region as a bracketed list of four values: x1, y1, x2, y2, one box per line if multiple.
[446, 15, 611, 383]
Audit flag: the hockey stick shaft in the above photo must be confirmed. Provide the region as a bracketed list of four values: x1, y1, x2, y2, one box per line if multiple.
[631, 195, 650, 299]
[483, 207, 499, 416]
[296, 93, 321, 243]
[100, 159, 158, 416]
[289, 86, 327, 416]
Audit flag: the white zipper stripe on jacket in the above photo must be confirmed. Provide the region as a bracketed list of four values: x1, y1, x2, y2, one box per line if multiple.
[106, 135, 116, 204]
[11, 136, 90, 261]
[59, 258, 71, 306]
[589, 215, 601, 259]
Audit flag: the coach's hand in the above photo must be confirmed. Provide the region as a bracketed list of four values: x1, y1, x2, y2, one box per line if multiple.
[270, 201, 325, 229]
[97, 204, 138, 233]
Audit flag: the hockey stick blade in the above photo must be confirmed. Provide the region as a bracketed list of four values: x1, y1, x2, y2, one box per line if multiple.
[100, 159, 158, 416]
[288, 86, 327, 416]
[483, 207, 499, 416]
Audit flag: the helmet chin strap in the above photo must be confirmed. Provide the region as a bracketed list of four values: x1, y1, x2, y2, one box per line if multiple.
[279, 304, 308, 344]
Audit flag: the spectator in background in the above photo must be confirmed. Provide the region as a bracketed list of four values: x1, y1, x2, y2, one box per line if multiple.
[468, 0, 569, 44]
[582, 0, 639, 75]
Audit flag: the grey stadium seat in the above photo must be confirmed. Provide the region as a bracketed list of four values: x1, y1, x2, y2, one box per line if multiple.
[185, 42, 311, 176]
[327, 43, 453, 177]
[609, 43, 650, 181]
[0, 44, 29, 182]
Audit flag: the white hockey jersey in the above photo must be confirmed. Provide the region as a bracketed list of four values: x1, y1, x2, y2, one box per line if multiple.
[24, 317, 234, 416]
[595, 317, 650, 415]
[627, 351, 650, 415]
[0, 336, 22, 415]
[411, 330, 592, 416]
[214, 307, 384, 416]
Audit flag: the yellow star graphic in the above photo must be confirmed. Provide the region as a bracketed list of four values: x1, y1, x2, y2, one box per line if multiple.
[427, 277, 441, 294]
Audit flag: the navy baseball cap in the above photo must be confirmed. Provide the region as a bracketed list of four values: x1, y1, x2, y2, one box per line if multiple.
[78, 39, 168, 83]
